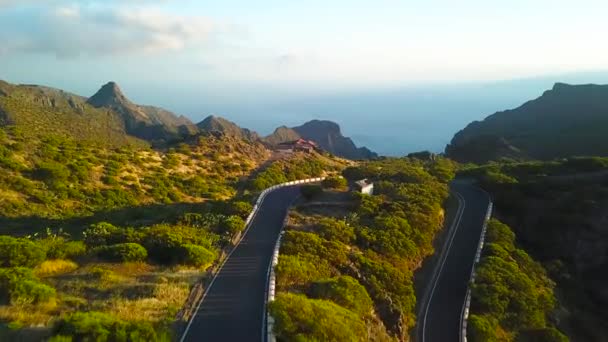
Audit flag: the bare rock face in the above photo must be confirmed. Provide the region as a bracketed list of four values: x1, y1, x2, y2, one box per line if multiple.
[264, 120, 377, 160]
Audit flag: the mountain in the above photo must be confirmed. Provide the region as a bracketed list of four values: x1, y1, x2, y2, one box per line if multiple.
[446, 83, 608, 163]
[87, 82, 198, 141]
[196, 115, 259, 141]
[264, 120, 377, 159]
[0, 80, 141, 146]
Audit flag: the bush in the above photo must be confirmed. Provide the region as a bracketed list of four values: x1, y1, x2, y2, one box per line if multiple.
[309, 276, 373, 317]
[219, 215, 245, 236]
[269, 293, 367, 342]
[276, 255, 332, 289]
[53, 311, 158, 342]
[83, 222, 121, 247]
[315, 218, 355, 244]
[178, 244, 216, 267]
[44, 240, 86, 260]
[0, 267, 56, 305]
[516, 328, 569, 342]
[321, 176, 347, 189]
[468, 314, 499, 342]
[300, 185, 323, 200]
[95, 243, 148, 262]
[228, 201, 253, 218]
[142, 224, 218, 264]
[0, 236, 46, 268]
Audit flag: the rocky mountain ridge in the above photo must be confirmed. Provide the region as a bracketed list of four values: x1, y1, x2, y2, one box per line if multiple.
[263, 120, 377, 159]
[446, 82, 608, 163]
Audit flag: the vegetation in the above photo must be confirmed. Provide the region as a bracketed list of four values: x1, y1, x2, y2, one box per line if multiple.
[269, 293, 368, 342]
[272, 157, 456, 340]
[53, 311, 163, 342]
[248, 152, 347, 191]
[0, 80, 353, 340]
[463, 158, 608, 341]
[468, 219, 565, 341]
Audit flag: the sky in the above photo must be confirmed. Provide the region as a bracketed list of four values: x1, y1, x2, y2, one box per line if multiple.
[1, 0, 607, 155]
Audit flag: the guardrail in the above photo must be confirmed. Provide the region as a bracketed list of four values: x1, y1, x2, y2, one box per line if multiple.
[262, 177, 325, 342]
[460, 200, 493, 342]
[179, 176, 325, 342]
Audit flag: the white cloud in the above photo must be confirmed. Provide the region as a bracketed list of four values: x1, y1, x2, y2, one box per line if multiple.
[0, 3, 215, 58]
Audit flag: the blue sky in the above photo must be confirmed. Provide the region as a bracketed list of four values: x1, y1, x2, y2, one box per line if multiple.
[0, 0, 607, 154]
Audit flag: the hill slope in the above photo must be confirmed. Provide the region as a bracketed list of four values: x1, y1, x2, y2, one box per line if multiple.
[196, 115, 259, 140]
[264, 120, 377, 159]
[87, 82, 198, 142]
[0, 80, 142, 147]
[446, 83, 608, 163]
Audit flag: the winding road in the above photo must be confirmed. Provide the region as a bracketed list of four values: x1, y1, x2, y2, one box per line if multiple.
[416, 180, 491, 342]
[180, 186, 300, 342]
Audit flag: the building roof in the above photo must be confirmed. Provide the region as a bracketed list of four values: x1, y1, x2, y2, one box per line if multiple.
[355, 179, 373, 188]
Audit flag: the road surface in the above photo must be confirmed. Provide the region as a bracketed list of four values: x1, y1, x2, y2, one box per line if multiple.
[181, 186, 300, 342]
[416, 181, 491, 342]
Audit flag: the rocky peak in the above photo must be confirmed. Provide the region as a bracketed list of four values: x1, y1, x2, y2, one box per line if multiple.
[87, 81, 130, 108]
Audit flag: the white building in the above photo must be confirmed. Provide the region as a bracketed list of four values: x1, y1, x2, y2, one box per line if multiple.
[354, 179, 374, 195]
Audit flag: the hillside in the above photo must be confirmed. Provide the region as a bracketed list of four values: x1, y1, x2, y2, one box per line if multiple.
[197, 115, 259, 141]
[462, 158, 608, 341]
[264, 120, 377, 159]
[0, 81, 142, 147]
[87, 82, 199, 142]
[446, 83, 608, 163]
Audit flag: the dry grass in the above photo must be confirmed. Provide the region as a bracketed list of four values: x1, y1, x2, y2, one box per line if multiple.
[35, 260, 78, 278]
[0, 302, 57, 326]
[106, 282, 190, 322]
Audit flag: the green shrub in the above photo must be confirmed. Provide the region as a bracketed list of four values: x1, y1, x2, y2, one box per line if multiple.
[42, 239, 86, 260]
[468, 314, 499, 342]
[142, 224, 218, 264]
[229, 201, 253, 218]
[95, 243, 148, 262]
[321, 176, 347, 189]
[83, 222, 121, 247]
[269, 293, 367, 342]
[53, 311, 158, 342]
[315, 218, 355, 244]
[0, 267, 56, 305]
[516, 328, 569, 342]
[0, 236, 46, 268]
[219, 215, 245, 236]
[309, 276, 373, 317]
[178, 244, 216, 267]
[276, 255, 332, 289]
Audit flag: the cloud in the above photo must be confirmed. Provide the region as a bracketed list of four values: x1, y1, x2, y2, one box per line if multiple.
[0, 3, 215, 58]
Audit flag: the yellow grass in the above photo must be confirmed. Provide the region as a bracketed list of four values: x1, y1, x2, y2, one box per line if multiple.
[35, 260, 78, 277]
[106, 282, 190, 322]
[0, 301, 57, 326]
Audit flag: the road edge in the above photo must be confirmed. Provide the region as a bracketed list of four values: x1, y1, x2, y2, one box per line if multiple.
[459, 188, 493, 342]
[416, 190, 466, 342]
[179, 177, 324, 342]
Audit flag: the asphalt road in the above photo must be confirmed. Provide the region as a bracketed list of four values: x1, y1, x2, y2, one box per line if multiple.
[417, 180, 491, 342]
[181, 186, 301, 342]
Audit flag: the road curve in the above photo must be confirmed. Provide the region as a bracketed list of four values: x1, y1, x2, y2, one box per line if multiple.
[181, 186, 301, 342]
[417, 180, 490, 342]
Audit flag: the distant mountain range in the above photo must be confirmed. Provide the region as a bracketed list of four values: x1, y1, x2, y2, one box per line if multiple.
[0, 79, 376, 159]
[446, 83, 608, 163]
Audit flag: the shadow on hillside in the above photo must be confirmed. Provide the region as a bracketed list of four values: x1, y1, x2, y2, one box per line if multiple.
[0, 201, 219, 237]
